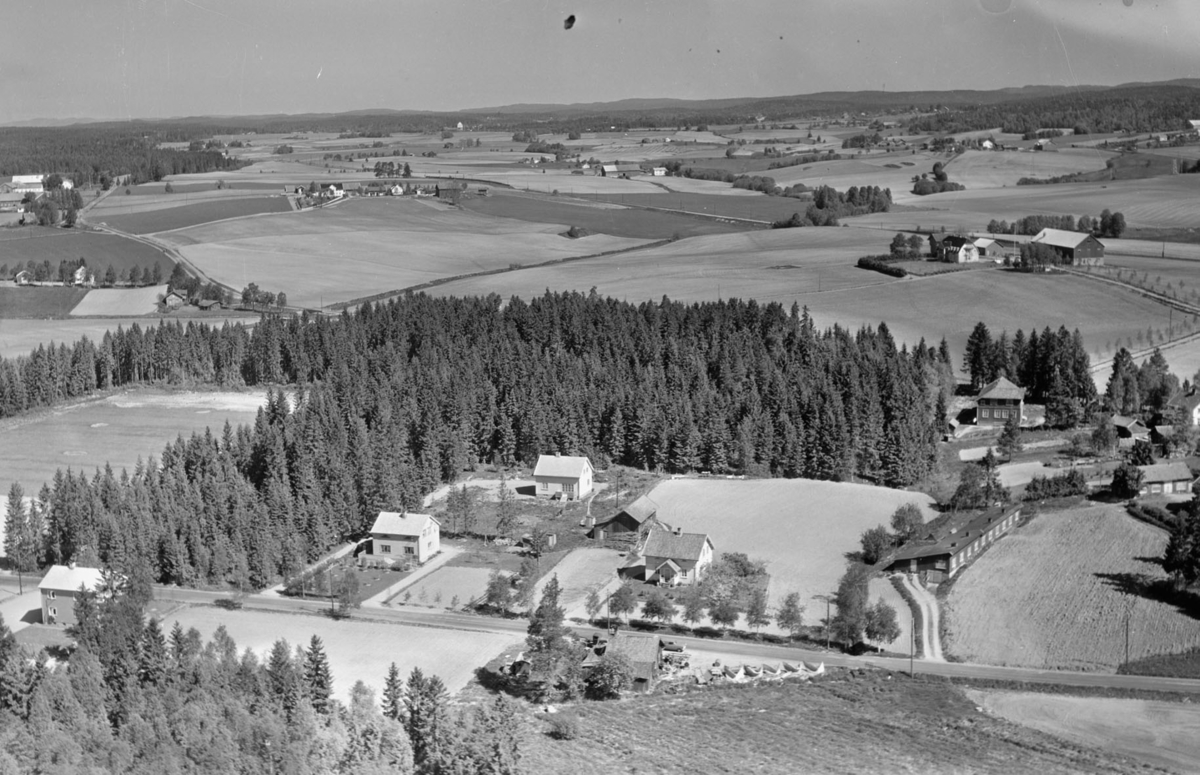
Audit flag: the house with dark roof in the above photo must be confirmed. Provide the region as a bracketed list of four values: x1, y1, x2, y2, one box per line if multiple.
[976, 376, 1025, 426]
[935, 235, 980, 263]
[1137, 462, 1196, 496]
[368, 511, 441, 564]
[1168, 387, 1200, 426]
[1111, 415, 1150, 446]
[589, 495, 659, 539]
[582, 631, 662, 692]
[533, 454, 594, 500]
[884, 504, 1022, 577]
[640, 527, 714, 586]
[1030, 228, 1105, 266]
[435, 181, 463, 202]
[39, 563, 106, 627]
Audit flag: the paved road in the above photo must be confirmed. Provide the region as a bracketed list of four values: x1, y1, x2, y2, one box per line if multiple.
[151, 585, 1200, 696]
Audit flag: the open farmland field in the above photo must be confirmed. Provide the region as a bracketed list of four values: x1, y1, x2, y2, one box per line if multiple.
[532, 548, 623, 620]
[652, 176, 765, 196]
[0, 316, 253, 359]
[0, 228, 170, 277]
[945, 504, 1200, 671]
[68, 284, 168, 316]
[0, 287, 89, 318]
[430, 226, 904, 303]
[521, 672, 1138, 775]
[585, 191, 843, 222]
[95, 196, 294, 234]
[161, 606, 517, 703]
[766, 152, 946, 200]
[945, 148, 1115, 189]
[164, 197, 656, 308]
[125, 180, 289, 194]
[1143, 144, 1200, 161]
[480, 171, 667, 195]
[0, 388, 266, 555]
[645, 479, 935, 606]
[461, 192, 750, 239]
[970, 689, 1200, 773]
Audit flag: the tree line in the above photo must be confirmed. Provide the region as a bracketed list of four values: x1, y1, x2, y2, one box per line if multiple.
[2, 258, 164, 287]
[773, 185, 892, 228]
[1, 293, 951, 590]
[985, 210, 1126, 238]
[963, 321, 1098, 427]
[0, 588, 520, 773]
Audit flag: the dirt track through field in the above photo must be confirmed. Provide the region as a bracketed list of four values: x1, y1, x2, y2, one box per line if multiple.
[900, 574, 944, 661]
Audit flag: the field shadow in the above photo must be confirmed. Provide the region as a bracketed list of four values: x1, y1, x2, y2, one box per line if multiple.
[515, 485, 536, 497]
[1094, 571, 1200, 620]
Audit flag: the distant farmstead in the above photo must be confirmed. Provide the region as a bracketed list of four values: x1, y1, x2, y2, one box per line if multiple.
[1030, 228, 1105, 266]
[435, 181, 463, 203]
[533, 454, 594, 500]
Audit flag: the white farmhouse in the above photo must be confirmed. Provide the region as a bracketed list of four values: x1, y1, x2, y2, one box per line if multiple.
[369, 511, 441, 565]
[533, 454, 594, 500]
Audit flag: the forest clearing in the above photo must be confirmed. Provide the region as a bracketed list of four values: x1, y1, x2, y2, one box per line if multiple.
[945, 504, 1200, 671]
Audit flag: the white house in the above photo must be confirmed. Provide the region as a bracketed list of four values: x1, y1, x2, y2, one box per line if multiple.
[533, 454, 594, 500]
[980, 139, 994, 150]
[39, 564, 105, 627]
[369, 511, 441, 565]
[651, 167, 667, 176]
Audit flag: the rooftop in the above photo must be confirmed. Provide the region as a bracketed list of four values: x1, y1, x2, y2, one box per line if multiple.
[1139, 462, 1194, 484]
[38, 564, 105, 593]
[533, 454, 592, 479]
[978, 376, 1026, 401]
[616, 495, 657, 525]
[370, 511, 439, 537]
[609, 632, 660, 681]
[889, 504, 1022, 564]
[1031, 228, 1096, 250]
[642, 529, 711, 562]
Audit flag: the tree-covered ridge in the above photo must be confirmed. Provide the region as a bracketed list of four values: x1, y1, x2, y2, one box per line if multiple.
[908, 84, 1200, 136]
[0, 599, 519, 774]
[0, 126, 246, 185]
[4, 293, 951, 589]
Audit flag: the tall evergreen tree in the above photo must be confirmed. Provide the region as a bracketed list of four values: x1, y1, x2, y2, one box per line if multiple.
[303, 635, 333, 714]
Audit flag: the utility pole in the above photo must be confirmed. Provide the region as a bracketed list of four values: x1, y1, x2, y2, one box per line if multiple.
[910, 608, 916, 677]
[813, 593, 834, 650]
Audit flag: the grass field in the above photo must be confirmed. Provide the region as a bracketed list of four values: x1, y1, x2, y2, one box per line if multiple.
[165, 197, 656, 308]
[432, 231, 1171, 366]
[970, 689, 1200, 773]
[0, 228, 171, 278]
[94, 196, 294, 234]
[430, 226, 902, 304]
[945, 149, 1115, 189]
[585, 191, 851, 222]
[644, 479, 936, 606]
[391, 566, 493, 609]
[532, 547, 623, 620]
[460, 192, 750, 239]
[161, 606, 518, 703]
[945, 504, 1200, 671]
[521, 671, 1139, 775]
[0, 287, 89, 318]
[68, 284, 167, 316]
[0, 388, 266, 555]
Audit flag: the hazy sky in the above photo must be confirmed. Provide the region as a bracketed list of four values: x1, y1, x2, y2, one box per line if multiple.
[1, 0, 1196, 122]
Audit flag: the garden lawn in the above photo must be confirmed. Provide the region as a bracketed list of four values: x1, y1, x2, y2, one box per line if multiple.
[945, 504, 1200, 671]
[645, 478, 936, 606]
[391, 566, 494, 609]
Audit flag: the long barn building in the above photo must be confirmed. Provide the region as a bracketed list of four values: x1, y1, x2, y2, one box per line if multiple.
[885, 504, 1022, 577]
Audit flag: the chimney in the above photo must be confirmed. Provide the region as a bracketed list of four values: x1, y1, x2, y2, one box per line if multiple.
[674, 526, 682, 536]
[68, 560, 76, 570]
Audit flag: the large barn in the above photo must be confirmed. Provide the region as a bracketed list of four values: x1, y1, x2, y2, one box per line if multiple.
[1030, 228, 1105, 266]
[884, 505, 1022, 577]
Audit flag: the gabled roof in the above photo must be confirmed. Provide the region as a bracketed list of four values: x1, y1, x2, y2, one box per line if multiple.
[1031, 228, 1095, 250]
[1111, 415, 1148, 432]
[534, 454, 592, 479]
[39, 564, 105, 593]
[888, 505, 1022, 564]
[370, 511, 439, 537]
[1138, 462, 1195, 484]
[642, 529, 712, 563]
[978, 376, 1025, 401]
[609, 632, 659, 681]
[616, 495, 657, 525]
[1168, 388, 1200, 414]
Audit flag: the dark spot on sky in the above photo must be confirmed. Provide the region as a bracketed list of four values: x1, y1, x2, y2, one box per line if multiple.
[563, 15, 575, 30]
[1123, 0, 1133, 6]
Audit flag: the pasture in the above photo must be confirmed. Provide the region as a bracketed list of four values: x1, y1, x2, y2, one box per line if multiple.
[430, 226, 902, 304]
[164, 197, 656, 308]
[95, 196, 294, 234]
[945, 148, 1114, 189]
[0, 388, 267, 555]
[460, 192, 750, 239]
[0, 228, 170, 277]
[0, 287, 88, 318]
[944, 504, 1200, 671]
[161, 606, 517, 703]
[970, 689, 1200, 773]
[644, 478, 936, 605]
[68, 284, 168, 316]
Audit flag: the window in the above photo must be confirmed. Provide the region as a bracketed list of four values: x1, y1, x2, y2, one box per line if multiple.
[564, 483, 574, 496]
[380, 544, 391, 554]
[540, 481, 548, 491]
[48, 591, 56, 600]
[50, 607, 57, 618]
[404, 547, 415, 555]
[981, 408, 990, 418]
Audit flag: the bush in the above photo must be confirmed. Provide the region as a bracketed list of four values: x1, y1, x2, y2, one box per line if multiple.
[546, 713, 580, 740]
[856, 255, 908, 278]
[1126, 502, 1174, 531]
[1023, 469, 1089, 501]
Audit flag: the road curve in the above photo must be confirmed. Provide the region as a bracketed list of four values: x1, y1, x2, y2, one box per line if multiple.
[151, 585, 1200, 696]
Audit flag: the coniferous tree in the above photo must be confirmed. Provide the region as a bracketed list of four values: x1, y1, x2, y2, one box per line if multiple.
[304, 635, 334, 714]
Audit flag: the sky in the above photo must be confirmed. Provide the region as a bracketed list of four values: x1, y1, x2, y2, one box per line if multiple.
[0, 0, 1197, 123]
